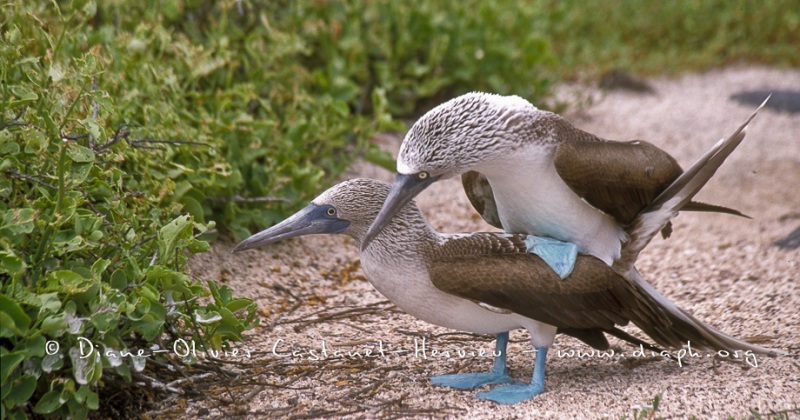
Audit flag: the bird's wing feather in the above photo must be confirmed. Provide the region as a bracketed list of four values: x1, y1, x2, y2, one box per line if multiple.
[430, 234, 672, 332]
[553, 139, 684, 225]
[615, 98, 768, 273]
[551, 122, 749, 236]
[430, 233, 781, 354]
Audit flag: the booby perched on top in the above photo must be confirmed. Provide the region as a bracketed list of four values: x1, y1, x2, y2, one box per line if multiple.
[363, 92, 757, 266]
[235, 178, 779, 405]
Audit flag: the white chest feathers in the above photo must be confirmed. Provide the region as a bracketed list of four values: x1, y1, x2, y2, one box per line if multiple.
[480, 146, 625, 264]
[360, 253, 524, 335]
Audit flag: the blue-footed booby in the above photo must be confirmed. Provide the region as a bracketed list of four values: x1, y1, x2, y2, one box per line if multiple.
[234, 176, 779, 405]
[363, 92, 765, 266]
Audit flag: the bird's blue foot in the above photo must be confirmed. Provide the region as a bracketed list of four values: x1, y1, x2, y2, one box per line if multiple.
[430, 332, 512, 390]
[524, 235, 578, 279]
[476, 346, 549, 405]
[430, 370, 513, 390]
[475, 380, 545, 405]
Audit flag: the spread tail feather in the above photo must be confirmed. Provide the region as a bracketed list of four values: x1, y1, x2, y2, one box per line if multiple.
[628, 268, 782, 356]
[616, 97, 769, 272]
[682, 201, 751, 219]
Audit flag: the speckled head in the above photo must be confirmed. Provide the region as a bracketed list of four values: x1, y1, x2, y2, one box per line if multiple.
[397, 92, 540, 177]
[233, 179, 431, 253]
[363, 92, 544, 249]
[312, 179, 414, 238]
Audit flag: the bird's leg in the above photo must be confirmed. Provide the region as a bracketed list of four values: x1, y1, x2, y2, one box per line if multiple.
[429, 332, 513, 390]
[475, 346, 547, 404]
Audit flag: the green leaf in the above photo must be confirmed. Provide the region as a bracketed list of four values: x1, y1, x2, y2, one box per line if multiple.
[0, 352, 25, 385]
[159, 214, 191, 260]
[70, 346, 101, 385]
[23, 130, 48, 154]
[208, 280, 234, 306]
[179, 195, 205, 223]
[21, 335, 47, 358]
[0, 208, 37, 236]
[66, 144, 94, 163]
[33, 292, 62, 314]
[48, 270, 94, 294]
[194, 310, 222, 324]
[0, 141, 20, 155]
[114, 363, 131, 382]
[40, 312, 68, 336]
[5, 374, 37, 406]
[41, 353, 64, 373]
[131, 298, 166, 340]
[73, 385, 89, 403]
[86, 388, 99, 410]
[187, 237, 210, 253]
[0, 251, 26, 276]
[67, 161, 93, 185]
[74, 385, 99, 410]
[225, 298, 255, 313]
[91, 258, 111, 278]
[33, 389, 65, 414]
[0, 312, 20, 337]
[90, 310, 119, 333]
[110, 269, 128, 290]
[0, 374, 11, 399]
[0, 294, 30, 336]
[9, 85, 38, 106]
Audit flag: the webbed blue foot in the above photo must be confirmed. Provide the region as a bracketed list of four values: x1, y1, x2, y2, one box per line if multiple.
[476, 346, 548, 405]
[524, 235, 578, 279]
[430, 370, 513, 389]
[475, 380, 545, 404]
[429, 332, 512, 390]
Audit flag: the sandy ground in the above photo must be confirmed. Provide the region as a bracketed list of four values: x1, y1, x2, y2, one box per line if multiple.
[173, 66, 799, 419]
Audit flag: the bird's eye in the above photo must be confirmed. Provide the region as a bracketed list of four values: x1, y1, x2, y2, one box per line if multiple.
[418, 171, 429, 180]
[326, 207, 336, 216]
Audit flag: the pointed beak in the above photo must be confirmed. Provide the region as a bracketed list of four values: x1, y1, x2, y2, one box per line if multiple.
[233, 203, 350, 252]
[362, 172, 436, 250]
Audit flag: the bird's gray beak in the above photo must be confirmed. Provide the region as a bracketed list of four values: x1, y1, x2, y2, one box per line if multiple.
[233, 203, 350, 252]
[362, 172, 436, 250]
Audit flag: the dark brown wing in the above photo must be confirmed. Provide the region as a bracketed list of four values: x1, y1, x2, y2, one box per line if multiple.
[431, 236, 673, 339]
[553, 139, 747, 238]
[432, 232, 659, 351]
[430, 233, 779, 354]
[553, 140, 682, 225]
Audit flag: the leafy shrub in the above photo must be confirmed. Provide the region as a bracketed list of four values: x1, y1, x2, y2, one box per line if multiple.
[1, 0, 557, 417]
[0, 2, 266, 418]
[288, 0, 556, 116]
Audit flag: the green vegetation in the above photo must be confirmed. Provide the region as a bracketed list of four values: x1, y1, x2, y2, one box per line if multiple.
[1, 0, 796, 418]
[544, 0, 800, 77]
[0, 1, 555, 417]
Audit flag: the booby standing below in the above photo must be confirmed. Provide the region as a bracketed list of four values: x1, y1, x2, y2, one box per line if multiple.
[363, 92, 757, 266]
[235, 179, 779, 405]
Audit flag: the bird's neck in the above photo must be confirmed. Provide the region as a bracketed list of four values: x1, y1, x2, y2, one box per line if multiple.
[359, 216, 441, 266]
